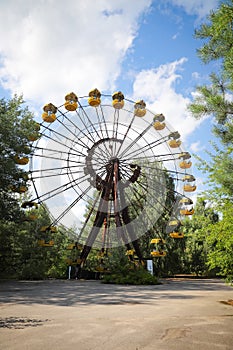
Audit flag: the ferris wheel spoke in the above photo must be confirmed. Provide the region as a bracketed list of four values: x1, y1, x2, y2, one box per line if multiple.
[117, 193, 145, 260]
[95, 107, 106, 139]
[57, 108, 98, 146]
[41, 121, 90, 151]
[51, 184, 93, 226]
[122, 192, 166, 249]
[111, 109, 120, 157]
[77, 103, 103, 142]
[118, 122, 154, 159]
[92, 154, 109, 164]
[33, 145, 85, 159]
[123, 155, 182, 186]
[120, 162, 190, 205]
[32, 153, 86, 167]
[121, 164, 171, 201]
[95, 108, 112, 158]
[112, 109, 118, 139]
[38, 132, 87, 158]
[119, 134, 170, 161]
[31, 169, 84, 180]
[108, 164, 135, 248]
[30, 164, 84, 174]
[99, 105, 111, 140]
[124, 162, 190, 181]
[31, 174, 89, 203]
[136, 173, 185, 205]
[127, 178, 175, 220]
[123, 185, 166, 240]
[57, 117, 95, 150]
[77, 191, 102, 241]
[115, 114, 136, 158]
[121, 154, 181, 163]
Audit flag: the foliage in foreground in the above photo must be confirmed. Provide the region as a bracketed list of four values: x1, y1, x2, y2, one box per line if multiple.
[102, 264, 159, 285]
[206, 202, 233, 284]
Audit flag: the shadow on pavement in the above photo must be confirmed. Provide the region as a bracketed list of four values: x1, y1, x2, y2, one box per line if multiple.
[0, 278, 231, 307]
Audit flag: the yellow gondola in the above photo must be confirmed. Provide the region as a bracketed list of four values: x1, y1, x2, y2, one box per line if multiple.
[178, 152, 191, 160]
[38, 239, 54, 247]
[65, 258, 73, 265]
[11, 185, 28, 193]
[112, 91, 124, 109]
[66, 243, 76, 250]
[153, 121, 166, 130]
[182, 175, 195, 182]
[179, 197, 193, 205]
[168, 219, 181, 226]
[134, 100, 146, 117]
[21, 173, 29, 181]
[150, 238, 165, 244]
[168, 219, 179, 226]
[40, 225, 58, 233]
[28, 133, 40, 141]
[14, 155, 29, 165]
[168, 139, 182, 148]
[28, 214, 38, 220]
[65, 258, 82, 266]
[169, 232, 184, 239]
[150, 238, 166, 257]
[153, 113, 165, 130]
[64, 92, 78, 111]
[168, 131, 181, 147]
[88, 88, 101, 107]
[24, 214, 38, 221]
[42, 103, 57, 122]
[125, 249, 135, 255]
[183, 184, 196, 192]
[28, 122, 40, 141]
[95, 265, 106, 272]
[179, 160, 192, 169]
[66, 242, 82, 250]
[151, 250, 166, 257]
[180, 208, 194, 215]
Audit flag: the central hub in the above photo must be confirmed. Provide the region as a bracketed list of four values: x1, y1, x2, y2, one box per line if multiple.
[109, 156, 119, 163]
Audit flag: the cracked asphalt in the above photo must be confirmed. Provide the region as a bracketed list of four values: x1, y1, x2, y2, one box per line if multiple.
[0, 278, 232, 350]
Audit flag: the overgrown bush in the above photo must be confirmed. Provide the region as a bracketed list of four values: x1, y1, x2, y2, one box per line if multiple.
[102, 263, 159, 285]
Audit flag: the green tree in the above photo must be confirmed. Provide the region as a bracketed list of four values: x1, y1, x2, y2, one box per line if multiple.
[187, 1, 233, 282]
[188, 1, 233, 200]
[189, 0, 233, 142]
[182, 198, 219, 276]
[0, 95, 37, 221]
[195, 1, 233, 81]
[206, 201, 233, 283]
[0, 95, 70, 280]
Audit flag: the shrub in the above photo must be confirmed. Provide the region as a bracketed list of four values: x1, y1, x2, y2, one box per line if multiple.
[102, 264, 159, 285]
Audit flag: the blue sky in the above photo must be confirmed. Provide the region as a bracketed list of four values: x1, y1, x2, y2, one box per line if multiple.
[0, 0, 222, 195]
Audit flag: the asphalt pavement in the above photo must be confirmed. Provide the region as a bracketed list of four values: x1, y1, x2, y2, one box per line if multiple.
[0, 278, 232, 350]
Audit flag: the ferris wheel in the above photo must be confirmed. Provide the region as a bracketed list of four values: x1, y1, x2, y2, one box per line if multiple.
[16, 89, 196, 264]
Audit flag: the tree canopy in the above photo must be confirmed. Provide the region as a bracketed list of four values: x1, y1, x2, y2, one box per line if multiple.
[0, 95, 35, 221]
[185, 0, 233, 282]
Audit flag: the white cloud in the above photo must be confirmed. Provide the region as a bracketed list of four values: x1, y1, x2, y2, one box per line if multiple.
[191, 72, 200, 80]
[190, 141, 204, 153]
[0, 0, 151, 106]
[165, 0, 219, 19]
[172, 33, 179, 40]
[132, 58, 203, 139]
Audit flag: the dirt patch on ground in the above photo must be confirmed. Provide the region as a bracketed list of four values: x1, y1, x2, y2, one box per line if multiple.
[0, 317, 50, 329]
[220, 299, 233, 306]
